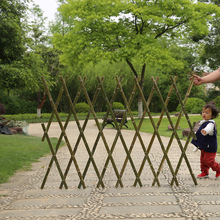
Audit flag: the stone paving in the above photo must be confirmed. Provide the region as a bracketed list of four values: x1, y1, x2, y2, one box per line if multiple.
[1, 120, 220, 219]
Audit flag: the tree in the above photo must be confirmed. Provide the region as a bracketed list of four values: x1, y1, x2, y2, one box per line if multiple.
[198, 0, 220, 94]
[0, 0, 27, 64]
[26, 4, 61, 117]
[53, 0, 220, 116]
[0, 0, 28, 93]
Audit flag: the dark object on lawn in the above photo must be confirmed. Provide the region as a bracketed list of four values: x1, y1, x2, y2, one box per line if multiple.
[182, 121, 200, 137]
[168, 125, 181, 130]
[103, 109, 128, 128]
[0, 124, 12, 135]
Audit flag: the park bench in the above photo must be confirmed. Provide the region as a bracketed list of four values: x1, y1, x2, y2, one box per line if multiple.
[103, 109, 128, 128]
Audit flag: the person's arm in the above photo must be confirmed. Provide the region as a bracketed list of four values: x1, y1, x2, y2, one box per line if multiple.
[201, 123, 214, 135]
[192, 68, 220, 85]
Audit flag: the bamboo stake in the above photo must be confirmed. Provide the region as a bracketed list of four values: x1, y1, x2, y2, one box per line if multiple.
[171, 122, 198, 185]
[60, 76, 104, 188]
[41, 123, 68, 189]
[59, 78, 90, 189]
[41, 86, 64, 142]
[151, 76, 196, 186]
[134, 76, 177, 187]
[169, 76, 197, 185]
[96, 76, 142, 187]
[41, 76, 86, 189]
[78, 77, 124, 188]
[134, 76, 179, 186]
[115, 76, 160, 187]
[151, 76, 194, 186]
[44, 78, 85, 189]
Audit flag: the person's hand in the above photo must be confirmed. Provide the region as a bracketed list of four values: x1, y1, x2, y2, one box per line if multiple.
[190, 74, 204, 85]
[201, 129, 207, 135]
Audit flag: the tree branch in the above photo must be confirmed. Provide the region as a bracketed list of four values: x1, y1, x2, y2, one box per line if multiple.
[135, 15, 139, 34]
[140, 63, 146, 89]
[155, 19, 188, 39]
[126, 59, 138, 78]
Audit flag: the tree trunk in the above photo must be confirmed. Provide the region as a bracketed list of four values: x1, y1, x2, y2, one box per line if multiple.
[139, 63, 146, 118]
[37, 108, 41, 118]
[126, 60, 146, 118]
[37, 92, 46, 118]
[138, 100, 143, 118]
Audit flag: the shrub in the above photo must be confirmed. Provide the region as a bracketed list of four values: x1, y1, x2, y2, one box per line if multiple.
[176, 97, 205, 114]
[0, 96, 36, 114]
[19, 99, 36, 114]
[2, 96, 21, 114]
[112, 102, 125, 110]
[213, 96, 220, 111]
[191, 106, 202, 114]
[75, 102, 90, 113]
[0, 103, 6, 114]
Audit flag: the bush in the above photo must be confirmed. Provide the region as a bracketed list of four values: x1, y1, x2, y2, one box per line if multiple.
[191, 106, 202, 114]
[213, 96, 220, 110]
[19, 99, 36, 114]
[112, 102, 125, 110]
[176, 97, 205, 114]
[207, 90, 220, 102]
[0, 103, 6, 114]
[1, 96, 21, 114]
[0, 96, 36, 114]
[75, 102, 90, 113]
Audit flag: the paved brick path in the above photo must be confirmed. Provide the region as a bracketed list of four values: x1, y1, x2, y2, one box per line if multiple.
[1, 121, 220, 219]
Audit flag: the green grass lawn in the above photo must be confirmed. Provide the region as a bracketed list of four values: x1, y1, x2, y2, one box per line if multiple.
[126, 115, 220, 153]
[0, 134, 63, 184]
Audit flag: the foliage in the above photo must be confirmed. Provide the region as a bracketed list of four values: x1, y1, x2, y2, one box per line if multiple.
[213, 96, 220, 111]
[54, 0, 219, 78]
[198, 0, 220, 91]
[207, 89, 220, 102]
[199, 0, 220, 70]
[0, 0, 27, 64]
[52, 0, 220, 116]
[0, 0, 28, 92]
[0, 103, 6, 115]
[75, 102, 90, 113]
[112, 102, 125, 110]
[0, 2, 56, 96]
[176, 97, 205, 114]
[0, 95, 36, 114]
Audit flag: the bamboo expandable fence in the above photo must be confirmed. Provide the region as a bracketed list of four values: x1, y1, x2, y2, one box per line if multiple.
[40, 75, 197, 189]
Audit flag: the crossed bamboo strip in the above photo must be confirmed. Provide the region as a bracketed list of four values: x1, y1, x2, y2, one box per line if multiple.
[41, 123, 68, 189]
[133, 76, 177, 187]
[41, 85, 64, 142]
[115, 76, 160, 187]
[42, 77, 86, 189]
[41, 75, 197, 188]
[41, 85, 65, 189]
[60, 78, 104, 188]
[77, 76, 124, 188]
[133, 76, 179, 186]
[96, 76, 142, 187]
[59, 77, 102, 189]
[60, 76, 105, 188]
[41, 76, 85, 189]
[171, 123, 197, 186]
[169, 76, 197, 185]
[151, 76, 197, 186]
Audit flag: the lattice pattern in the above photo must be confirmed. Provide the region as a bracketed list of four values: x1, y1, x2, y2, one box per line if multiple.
[40, 75, 197, 189]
